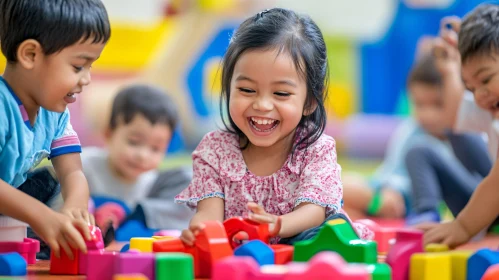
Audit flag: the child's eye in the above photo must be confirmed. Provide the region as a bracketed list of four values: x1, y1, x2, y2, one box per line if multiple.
[482, 75, 494, 85]
[274, 92, 290, 97]
[238, 87, 255, 93]
[73, 66, 84, 72]
[127, 139, 140, 146]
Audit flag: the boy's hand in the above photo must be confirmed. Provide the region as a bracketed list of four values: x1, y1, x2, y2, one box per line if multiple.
[432, 16, 462, 76]
[61, 207, 95, 242]
[31, 210, 89, 260]
[419, 220, 472, 249]
[180, 223, 205, 246]
[247, 202, 281, 237]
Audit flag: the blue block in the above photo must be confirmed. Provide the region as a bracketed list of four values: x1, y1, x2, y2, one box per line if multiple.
[115, 220, 156, 241]
[467, 248, 499, 280]
[120, 243, 130, 252]
[0, 252, 27, 276]
[234, 240, 274, 266]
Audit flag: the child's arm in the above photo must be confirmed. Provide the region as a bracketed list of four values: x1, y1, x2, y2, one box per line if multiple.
[422, 160, 499, 247]
[0, 178, 88, 258]
[52, 153, 94, 227]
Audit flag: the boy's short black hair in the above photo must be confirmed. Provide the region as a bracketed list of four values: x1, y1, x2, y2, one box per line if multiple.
[0, 0, 111, 62]
[407, 53, 442, 87]
[459, 4, 499, 64]
[109, 84, 179, 132]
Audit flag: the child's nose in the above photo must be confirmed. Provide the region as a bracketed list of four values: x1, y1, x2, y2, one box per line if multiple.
[253, 96, 273, 111]
[80, 70, 92, 86]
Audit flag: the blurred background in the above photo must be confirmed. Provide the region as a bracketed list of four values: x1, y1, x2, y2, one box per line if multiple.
[1, 0, 487, 171]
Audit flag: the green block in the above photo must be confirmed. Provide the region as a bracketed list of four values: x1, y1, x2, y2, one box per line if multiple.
[156, 253, 194, 280]
[293, 220, 377, 264]
[366, 263, 392, 280]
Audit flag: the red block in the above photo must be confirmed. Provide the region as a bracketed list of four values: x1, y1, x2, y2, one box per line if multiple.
[270, 244, 293, 264]
[224, 217, 275, 248]
[50, 247, 79, 275]
[386, 228, 423, 280]
[355, 219, 396, 254]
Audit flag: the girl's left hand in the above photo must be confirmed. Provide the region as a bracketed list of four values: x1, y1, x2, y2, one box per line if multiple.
[247, 202, 282, 236]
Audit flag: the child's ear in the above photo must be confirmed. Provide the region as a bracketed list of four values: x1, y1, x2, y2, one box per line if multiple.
[303, 100, 318, 116]
[103, 127, 113, 141]
[16, 39, 43, 70]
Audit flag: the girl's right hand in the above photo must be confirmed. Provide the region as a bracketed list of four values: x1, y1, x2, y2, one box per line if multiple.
[31, 210, 89, 260]
[180, 223, 206, 246]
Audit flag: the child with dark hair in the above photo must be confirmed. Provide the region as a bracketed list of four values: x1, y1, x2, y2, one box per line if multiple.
[342, 51, 490, 226]
[81, 84, 193, 233]
[417, 4, 499, 247]
[175, 8, 372, 245]
[0, 0, 110, 259]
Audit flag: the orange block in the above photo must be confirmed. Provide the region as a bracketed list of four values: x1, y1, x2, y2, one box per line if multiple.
[270, 244, 294, 264]
[482, 264, 499, 280]
[113, 274, 148, 280]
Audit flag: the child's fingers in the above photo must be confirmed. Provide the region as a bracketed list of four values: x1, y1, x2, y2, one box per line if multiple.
[58, 237, 74, 260]
[247, 202, 265, 214]
[189, 223, 205, 235]
[413, 222, 439, 232]
[81, 210, 92, 225]
[440, 16, 461, 34]
[180, 230, 195, 246]
[73, 219, 91, 241]
[89, 213, 96, 226]
[47, 239, 61, 259]
[248, 213, 274, 223]
[64, 223, 88, 253]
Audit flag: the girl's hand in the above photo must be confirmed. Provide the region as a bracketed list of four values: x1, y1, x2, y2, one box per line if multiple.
[421, 220, 472, 249]
[180, 223, 205, 246]
[247, 202, 281, 236]
[61, 207, 95, 243]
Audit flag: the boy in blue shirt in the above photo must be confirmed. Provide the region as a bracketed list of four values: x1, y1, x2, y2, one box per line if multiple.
[0, 0, 110, 259]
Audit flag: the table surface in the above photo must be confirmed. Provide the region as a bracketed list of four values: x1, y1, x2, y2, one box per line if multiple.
[21, 235, 499, 279]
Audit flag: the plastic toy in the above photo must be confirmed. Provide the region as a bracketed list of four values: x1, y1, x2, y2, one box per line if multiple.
[355, 219, 396, 254]
[156, 253, 194, 280]
[115, 251, 155, 280]
[0, 252, 27, 276]
[153, 220, 233, 278]
[410, 252, 451, 280]
[270, 244, 293, 264]
[154, 229, 182, 237]
[482, 264, 499, 280]
[212, 251, 370, 280]
[87, 250, 118, 280]
[113, 274, 148, 280]
[121, 243, 130, 252]
[234, 240, 275, 266]
[293, 218, 377, 263]
[386, 228, 423, 280]
[115, 220, 156, 241]
[95, 202, 127, 231]
[223, 217, 280, 248]
[79, 225, 105, 275]
[425, 244, 448, 253]
[0, 238, 39, 264]
[450, 251, 473, 280]
[467, 248, 499, 280]
[365, 263, 391, 280]
[130, 237, 155, 252]
[49, 247, 79, 275]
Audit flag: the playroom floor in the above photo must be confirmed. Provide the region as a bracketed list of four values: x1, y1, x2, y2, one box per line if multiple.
[21, 234, 499, 279]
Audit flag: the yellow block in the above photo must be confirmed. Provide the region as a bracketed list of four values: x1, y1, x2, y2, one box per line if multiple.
[327, 82, 356, 119]
[327, 219, 346, 226]
[129, 237, 154, 253]
[113, 274, 148, 280]
[410, 253, 451, 280]
[425, 244, 449, 253]
[152, 236, 175, 240]
[450, 251, 473, 280]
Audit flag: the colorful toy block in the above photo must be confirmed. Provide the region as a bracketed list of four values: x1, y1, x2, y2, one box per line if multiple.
[121, 243, 130, 252]
[87, 250, 118, 280]
[154, 229, 182, 237]
[425, 243, 449, 253]
[482, 264, 499, 280]
[450, 251, 472, 280]
[113, 274, 149, 280]
[0, 252, 27, 276]
[293, 218, 377, 263]
[365, 263, 391, 280]
[130, 237, 155, 252]
[212, 256, 284, 280]
[234, 240, 275, 266]
[154, 220, 232, 278]
[224, 217, 277, 248]
[156, 253, 194, 280]
[355, 219, 396, 254]
[115, 251, 155, 280]
[410, 252, 451, 280]
[270, 244, 293, 264]
[0, 238, 39, 264]
[50, 247, 79, 275]
[386, 228, 423, 280]
[79, 225, 105, 275]
[467, 248, 499, 280]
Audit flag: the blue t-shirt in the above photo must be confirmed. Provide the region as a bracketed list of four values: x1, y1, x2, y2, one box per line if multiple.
[0, 77, 82, 188]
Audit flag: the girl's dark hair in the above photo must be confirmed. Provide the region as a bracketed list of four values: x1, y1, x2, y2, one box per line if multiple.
[219, 8, 329, 153]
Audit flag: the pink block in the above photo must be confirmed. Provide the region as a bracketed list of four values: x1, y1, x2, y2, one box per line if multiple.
[285, 252, 369, 280]
[154, 230, 182, 237]
[79, 249, 104, 275]
[0, 238, 39, 264]
[356, 219, 396, 254]
[115, 251, 155, 280]
[212, 256, 285, 280]
[386, 228, 423, 280]
[87, 251, 118, 280]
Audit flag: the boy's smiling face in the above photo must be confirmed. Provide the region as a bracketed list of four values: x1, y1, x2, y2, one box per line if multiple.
[462, 53, 499, 118]
[32, 37, 106, 113]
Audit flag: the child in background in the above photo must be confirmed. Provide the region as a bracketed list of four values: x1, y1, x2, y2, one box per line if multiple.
[418, 4, 499, 247]
[342, 52, 490, 225]
[0, 0, 110, 259]
[81, 84, 193, 232]
[175, 8, 372, 245]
